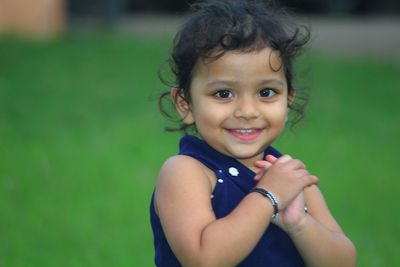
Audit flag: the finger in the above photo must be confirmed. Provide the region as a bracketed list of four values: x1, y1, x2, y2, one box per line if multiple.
[254, 160, 272, 170]
[276, 154, 292, 163]
[293, 159, 306, 170]
[295, 169, 310, 178]
[265, 154, 278, 163]
[254, 170, 265, 181]
[302, 175, 319, 187]
[312, 176, 319, 185]
[285, 159, 306, 170]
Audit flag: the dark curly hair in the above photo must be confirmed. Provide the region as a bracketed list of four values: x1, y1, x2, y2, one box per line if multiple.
[159, 0, 310, 133]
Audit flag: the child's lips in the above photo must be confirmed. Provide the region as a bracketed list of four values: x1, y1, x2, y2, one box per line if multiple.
[227, 128, 263, 141]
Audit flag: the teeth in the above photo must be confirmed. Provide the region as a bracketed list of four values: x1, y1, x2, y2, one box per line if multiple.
[236, 129, 255, 134]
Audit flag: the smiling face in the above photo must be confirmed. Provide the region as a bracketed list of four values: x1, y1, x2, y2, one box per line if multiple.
[174, 47, 294, 168]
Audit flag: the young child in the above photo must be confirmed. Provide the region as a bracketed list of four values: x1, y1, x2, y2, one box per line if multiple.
[150, 1, 356, 266]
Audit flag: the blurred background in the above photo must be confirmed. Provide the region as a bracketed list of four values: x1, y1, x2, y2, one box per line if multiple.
[0, 0, 399, 266]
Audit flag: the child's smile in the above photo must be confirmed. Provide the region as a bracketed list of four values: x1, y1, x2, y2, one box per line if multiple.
[178, 47, 294, 168]
[226, 128, 263, 141]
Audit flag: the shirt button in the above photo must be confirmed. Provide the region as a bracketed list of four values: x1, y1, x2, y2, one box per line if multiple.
[218, 179, 224, 183]
[229, 167, 239, 176]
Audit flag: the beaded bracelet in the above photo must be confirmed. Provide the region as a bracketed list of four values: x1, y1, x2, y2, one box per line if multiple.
[250, 187, 279, 218]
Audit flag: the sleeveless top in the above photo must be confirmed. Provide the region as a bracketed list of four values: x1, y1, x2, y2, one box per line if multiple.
[150, 135, 305, 267]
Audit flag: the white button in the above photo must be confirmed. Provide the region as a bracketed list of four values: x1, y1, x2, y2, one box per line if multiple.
[210, 194, 214, 199]
[218, 179, 224, 183]
[218, 170, 223, 173]
[229, 167, 239, 176]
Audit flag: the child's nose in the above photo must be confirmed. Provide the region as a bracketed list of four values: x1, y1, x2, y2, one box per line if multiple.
[233, 97, 260, 119]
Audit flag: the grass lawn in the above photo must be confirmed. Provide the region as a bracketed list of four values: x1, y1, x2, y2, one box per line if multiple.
[0, 33, 399, 266]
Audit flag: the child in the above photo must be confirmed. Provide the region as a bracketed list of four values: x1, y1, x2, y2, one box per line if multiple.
[150, 0, 356, 266]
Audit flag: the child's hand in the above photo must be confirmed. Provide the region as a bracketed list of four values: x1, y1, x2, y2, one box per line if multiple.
[273, 191, 308, 231]
[253, 155, 318, 219]
[254, 154, 278, 181]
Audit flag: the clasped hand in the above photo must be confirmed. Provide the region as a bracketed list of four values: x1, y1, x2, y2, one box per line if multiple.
[253, 155, 319, 231]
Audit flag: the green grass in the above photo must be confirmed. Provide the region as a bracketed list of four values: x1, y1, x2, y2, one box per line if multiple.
[0, 34, 399, 266]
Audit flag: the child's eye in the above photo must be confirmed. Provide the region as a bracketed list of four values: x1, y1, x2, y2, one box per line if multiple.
[258, 88, 276, 98]
[214, 89, 233, 99]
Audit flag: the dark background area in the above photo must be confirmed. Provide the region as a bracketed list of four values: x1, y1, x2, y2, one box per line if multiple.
[67, 0, 400, 23]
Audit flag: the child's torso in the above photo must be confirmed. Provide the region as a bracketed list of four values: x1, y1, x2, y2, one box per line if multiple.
[150, 135, 305, 267]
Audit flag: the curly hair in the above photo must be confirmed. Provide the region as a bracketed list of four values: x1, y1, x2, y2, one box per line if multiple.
[159, 0, 310, 133]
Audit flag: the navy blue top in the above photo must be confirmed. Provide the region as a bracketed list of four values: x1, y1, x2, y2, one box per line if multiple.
[150, 135, 305, 267]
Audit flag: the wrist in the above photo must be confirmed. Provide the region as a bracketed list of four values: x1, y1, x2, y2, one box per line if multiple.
[249, 187, 279, 219]
[286, 212, 311, 236]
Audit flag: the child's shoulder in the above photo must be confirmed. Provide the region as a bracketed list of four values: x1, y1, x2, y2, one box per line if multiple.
[160, 154, 205, 176]
[156, 155, 215, 195]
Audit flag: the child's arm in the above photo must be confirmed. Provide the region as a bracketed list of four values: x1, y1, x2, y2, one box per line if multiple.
[155, 154, 317, 267]
[256, 156, 356, 267]
[288, 185, 356, 267]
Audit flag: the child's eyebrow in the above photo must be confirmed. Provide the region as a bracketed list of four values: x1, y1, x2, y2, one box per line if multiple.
[206, 80, 238, 88]
[206, 79, 285, 88]
[259, 79, 285, 87]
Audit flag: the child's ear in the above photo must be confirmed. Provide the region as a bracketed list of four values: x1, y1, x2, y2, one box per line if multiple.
[171, 88, 194, 124]
[285, 88, 296, 123]
[287, 87, 296, 109]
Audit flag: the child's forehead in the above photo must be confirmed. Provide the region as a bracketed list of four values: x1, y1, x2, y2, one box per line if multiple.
[189, 48, 287, 89]
[195, 48, 283, 73]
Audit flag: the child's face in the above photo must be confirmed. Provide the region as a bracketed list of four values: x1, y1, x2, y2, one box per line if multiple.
[177, 47, 293, 168]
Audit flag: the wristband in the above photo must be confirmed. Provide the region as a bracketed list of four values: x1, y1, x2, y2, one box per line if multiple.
[250, 187, 279, 218]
